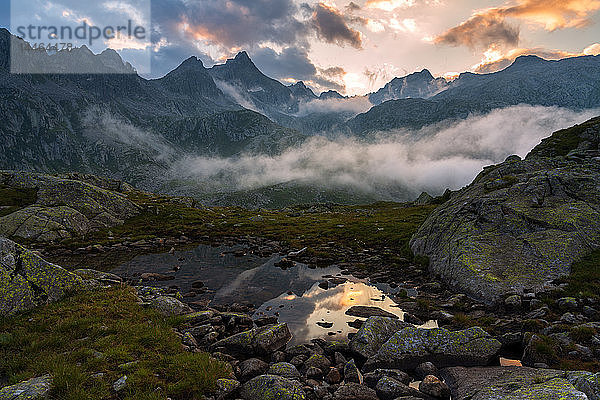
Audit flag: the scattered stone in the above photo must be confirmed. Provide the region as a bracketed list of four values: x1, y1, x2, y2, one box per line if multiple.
[557, 297, 578, 310]
[415, 362, 439, 381]
[140, 272, 174, 282]
[240, 375, 305, 400]
[255, 316, 279, 327]
[305, 354, 331, 372]
[363, 369, 411, 388]
[269, 363, 301, 380]
[326, 368, 343, 384]
[375, 377, 420, 400]
[113, 375, 128, 392]
[306, 367, 323, 380]
[0, 375, 52, 399]
[419, 375, 450, 399]
[333, 383, 378, 400]
[504, 295, 522, 310]
[150, 296, 193, 316]
[238, 358, 269, 382]
[344, 359, 363, 384]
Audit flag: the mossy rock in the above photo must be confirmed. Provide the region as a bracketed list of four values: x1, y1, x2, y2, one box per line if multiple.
[349, 316, 411, 359]
[0, 374, 52, 399]
[0, 171, 140, 241]
[364, 326, 501, 371]
[410, 118, 600, 303]
[240, 375, 305, 400]
[0, 237, 85, 315]
[443, 366, 594, 400]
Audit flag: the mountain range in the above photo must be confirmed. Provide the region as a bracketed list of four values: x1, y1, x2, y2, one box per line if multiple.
[1, 27, 600, 207]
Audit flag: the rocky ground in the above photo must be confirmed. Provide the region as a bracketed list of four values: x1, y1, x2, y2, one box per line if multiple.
[1, 117, 600, 399]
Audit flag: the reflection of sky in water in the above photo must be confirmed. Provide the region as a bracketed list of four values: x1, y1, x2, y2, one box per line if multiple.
[254, 281, 405, 345]
[114, 244, 436, 345]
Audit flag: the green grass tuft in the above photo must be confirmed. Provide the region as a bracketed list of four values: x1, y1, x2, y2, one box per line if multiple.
[0, 287, 230, 399]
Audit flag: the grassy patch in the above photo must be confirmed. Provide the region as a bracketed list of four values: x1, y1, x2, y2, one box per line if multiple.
[0, 185, 38, 217]
[560, 249, 600, 300]
[0, 287, 230, 399]
[57, 192, 436, 271]
[570, 326, 596, 343]
[528, 116, 600, 158]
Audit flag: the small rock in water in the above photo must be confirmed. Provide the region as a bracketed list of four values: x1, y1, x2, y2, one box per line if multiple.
[345, 306, 398, 319]
[317, 320, 334, 329]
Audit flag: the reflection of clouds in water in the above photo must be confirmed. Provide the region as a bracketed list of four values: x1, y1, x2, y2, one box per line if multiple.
[255, 281, 405, 344]
[213, 259, 341, 305]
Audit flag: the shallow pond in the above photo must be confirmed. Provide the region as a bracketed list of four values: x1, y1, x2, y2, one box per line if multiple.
[113, 244, 435, 344]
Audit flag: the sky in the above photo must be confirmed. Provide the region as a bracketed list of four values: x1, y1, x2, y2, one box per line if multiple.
[1, 0, 600, 95]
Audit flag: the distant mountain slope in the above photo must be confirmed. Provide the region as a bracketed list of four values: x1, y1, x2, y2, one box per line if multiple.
[346, 55, 600, 134]
[0, 29, 306, 191]
[368, 69, 448, 105]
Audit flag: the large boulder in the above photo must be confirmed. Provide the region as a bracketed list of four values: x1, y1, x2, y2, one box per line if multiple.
[0, 171, 140, 241]
[350, 316, 411, 359]
[442, 366, 595, 400]
[0, 237, 85, 315]
[410, 117, 600, 303]
[0, 375, 53, 399]
[212, 323, 292, 357]
[240, 375, 305, 400]
[364, 327, 501, 371]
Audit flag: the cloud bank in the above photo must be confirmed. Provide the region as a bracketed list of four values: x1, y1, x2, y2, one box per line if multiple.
[170, 105, 599, 200]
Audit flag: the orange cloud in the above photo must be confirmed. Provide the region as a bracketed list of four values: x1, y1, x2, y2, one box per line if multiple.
[435, 0, 600, 50]
[500, 0, 600, 30]
[473, 44, 599, 73]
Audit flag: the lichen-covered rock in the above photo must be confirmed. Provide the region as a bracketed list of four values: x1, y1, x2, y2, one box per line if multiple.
[349, 316, 411, 359]
[442, 366, 591, 400]
[237, 358, 269, 382]
[375, 376, 421, 400]
[333, 383, 379, 400]
[268, 362, 301, 379]
[0, 171, 140, 241]
[0, 238, 85, 315]
[254, 323, 293, 354]
[567, 371, 600, 400]
[364, 327, 501, 372]
[73, 269, 122, 286]
[212, 323, 292, 357]
[304, 354, 331, 373]
[216, 378, 241, 400]
[149, 296, 193, 316]
[364, 369, 411, 388]
[240, 375, 305, 400]
[0, 375, 52, 399]
[410, 118, 600, 303]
